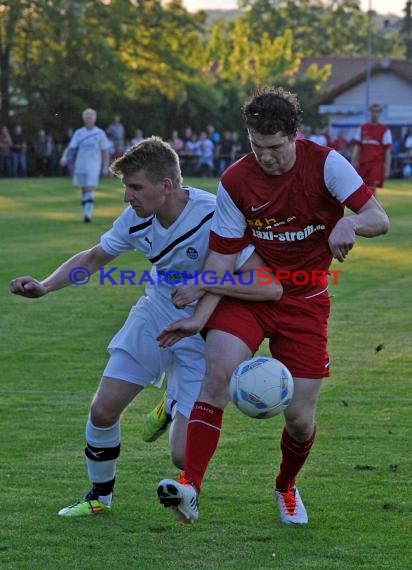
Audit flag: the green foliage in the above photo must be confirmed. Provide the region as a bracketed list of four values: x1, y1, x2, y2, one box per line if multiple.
[240, 0, 403, 57]
[0, 0, 328, 136]
[0, 0, 408, 136]
[401, 0, 412, 60]
[202, 18, 330, 131]
[206, 20, 299, 89]
[1, 176, 411, 569]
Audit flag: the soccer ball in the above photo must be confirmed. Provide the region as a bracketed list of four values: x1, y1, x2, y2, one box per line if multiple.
[230, 356, 294, 419]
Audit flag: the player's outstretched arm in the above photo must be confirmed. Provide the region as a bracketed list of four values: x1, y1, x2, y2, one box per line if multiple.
[10, 245, 117, 298]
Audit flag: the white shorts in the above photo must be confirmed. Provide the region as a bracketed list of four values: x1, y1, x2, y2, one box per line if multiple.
[73, 169, 100, 188]
[103, 295, 205, 418]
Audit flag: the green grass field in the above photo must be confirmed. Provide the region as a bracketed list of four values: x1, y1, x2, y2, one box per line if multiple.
[1, 176, 411, 569]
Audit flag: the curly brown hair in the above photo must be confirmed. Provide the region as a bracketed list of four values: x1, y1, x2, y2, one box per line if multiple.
[110, 136, 182, 187]
[242, 86, 302, 138]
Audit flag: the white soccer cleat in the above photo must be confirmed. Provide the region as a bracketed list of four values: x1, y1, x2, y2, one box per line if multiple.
[157, 477, 199, 524]
[275, 486, 308, 525]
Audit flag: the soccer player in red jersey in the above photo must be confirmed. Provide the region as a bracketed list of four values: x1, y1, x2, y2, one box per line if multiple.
[156, 86, 389, 526]
[351, 103, 392, 194]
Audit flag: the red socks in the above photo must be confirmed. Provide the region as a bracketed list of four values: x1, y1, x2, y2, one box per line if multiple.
[275, 426, 316, 490]
[182, 404, 315, 494]
[183, 401, 223, 493]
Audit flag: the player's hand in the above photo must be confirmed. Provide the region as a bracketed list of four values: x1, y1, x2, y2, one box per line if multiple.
[157, 316, 202, 347]
[328, 217, 356, 262]
[10, 276, 48, 298]
[171, 283, 205, 309]
[59, 157, 67, 167]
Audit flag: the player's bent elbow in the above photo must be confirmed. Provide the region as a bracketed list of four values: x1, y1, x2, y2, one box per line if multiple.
[381, 215, 390, 235]
[374, 213, 390, 236]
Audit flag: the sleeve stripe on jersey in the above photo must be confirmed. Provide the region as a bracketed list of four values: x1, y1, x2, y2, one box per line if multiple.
[129, 218, 154, 234]
[344, 184, 373, 212]
[149, 211, 214, 264]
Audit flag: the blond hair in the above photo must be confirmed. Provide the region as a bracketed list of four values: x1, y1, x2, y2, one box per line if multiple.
[82, 108, 97, 117]
[110, 136, 182, 187]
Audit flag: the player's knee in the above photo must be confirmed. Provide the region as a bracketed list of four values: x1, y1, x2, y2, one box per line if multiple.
[284, 414, 314, 441]
[90, 401, 119, 427]
[200, 372, 231, 407]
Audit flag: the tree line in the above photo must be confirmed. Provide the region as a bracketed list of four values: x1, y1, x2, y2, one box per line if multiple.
[0, 0, 410, 140]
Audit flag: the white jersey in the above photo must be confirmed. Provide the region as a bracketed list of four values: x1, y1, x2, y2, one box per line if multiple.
[69, 126, 111, 187]
[101, 186, 253, 301]
[100, 186, 253, 415]
[101, 186, 215, 304]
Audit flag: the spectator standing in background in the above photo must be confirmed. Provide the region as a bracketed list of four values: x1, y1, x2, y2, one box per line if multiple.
[351, 104, 392, 194]
[296, 126, 310, 140]
[309, 128, 328, 146]
[218, 131, 235, 175]
[402, 127, 412, 155]
[130, 129, 145, 147]
[168, 130, 185, 156]
[206, 125, 221, 175]
[231, 131, 244, 160]
[183, 132, 200, 177]
[206, 125, 221, 147]
[34, 129, 53, 176]
[197, 132, 214, 177]
[331, 131, 350, 161]
[0, 126, 13, 177]
[11, 125, 28, 177]
[106, 115, 125, 158]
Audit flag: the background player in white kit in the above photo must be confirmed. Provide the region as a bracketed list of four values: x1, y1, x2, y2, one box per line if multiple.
[60, 108, 111, 222]
[10, 137, 282, 517]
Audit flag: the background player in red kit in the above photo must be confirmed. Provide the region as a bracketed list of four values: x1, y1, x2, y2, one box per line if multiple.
[351, 103, 392, 194]
[157, 86, 389, 526]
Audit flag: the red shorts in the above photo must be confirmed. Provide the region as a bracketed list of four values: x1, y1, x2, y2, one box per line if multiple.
[358, 161, 384, 189]
[205, 291, 331, 379]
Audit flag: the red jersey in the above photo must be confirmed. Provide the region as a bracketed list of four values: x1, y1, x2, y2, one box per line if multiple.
[209, 139, 373, 296]
[354, 123, 392, 164]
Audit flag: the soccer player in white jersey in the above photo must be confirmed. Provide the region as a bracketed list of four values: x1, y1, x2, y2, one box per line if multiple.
[10, 137, 282, 517]
[60, 108, 111, 222]
[156, 87, 389, 526]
